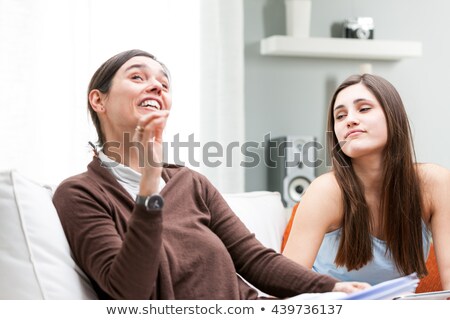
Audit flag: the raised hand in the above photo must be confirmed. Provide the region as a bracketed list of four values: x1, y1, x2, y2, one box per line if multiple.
[132, 110, 170, 196]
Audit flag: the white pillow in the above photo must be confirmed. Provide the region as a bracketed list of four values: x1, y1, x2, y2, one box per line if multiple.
[223, 191, 289, 253]
[0, 170, 97, 299]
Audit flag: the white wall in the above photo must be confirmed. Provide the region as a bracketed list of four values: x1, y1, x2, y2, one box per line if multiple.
[244, 0, 450, 191]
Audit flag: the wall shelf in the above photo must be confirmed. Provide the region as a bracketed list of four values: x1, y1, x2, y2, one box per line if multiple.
[260, 36, 422, 61]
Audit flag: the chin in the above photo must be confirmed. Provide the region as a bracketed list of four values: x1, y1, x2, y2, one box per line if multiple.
[341, 146, 367, 159]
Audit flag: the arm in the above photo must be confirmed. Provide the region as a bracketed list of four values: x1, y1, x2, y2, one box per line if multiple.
[426, 164, 450, 290]
[282, 173, 343, 269]
[53, 111, 170, 299]
[53, 180, 163, 299]
[198, 173, 339, 297]
[201, 173, 369, 296]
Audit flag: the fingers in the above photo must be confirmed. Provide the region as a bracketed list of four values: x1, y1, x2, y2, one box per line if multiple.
[131, 111, 169, 170]
[133, 125, 145, 142]
[133, 110, 169, 143]
[355, 282, 371, 290]
[140, 117, 167, 144]
[332, 281, 371, 293]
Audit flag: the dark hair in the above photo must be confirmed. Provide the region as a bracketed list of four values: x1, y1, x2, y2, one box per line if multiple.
[326, 74, 427, 277]
[87, 49, 170, 146]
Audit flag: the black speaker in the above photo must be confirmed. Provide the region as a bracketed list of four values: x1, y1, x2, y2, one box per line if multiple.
[266, 135, 316, 207]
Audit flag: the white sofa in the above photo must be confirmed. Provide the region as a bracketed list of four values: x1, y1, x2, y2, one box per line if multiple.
[0, 169, 290, 299]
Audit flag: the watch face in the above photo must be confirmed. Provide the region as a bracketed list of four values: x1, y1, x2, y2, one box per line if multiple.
[148, 194, 164, 209]
[136, 194, 164, 211]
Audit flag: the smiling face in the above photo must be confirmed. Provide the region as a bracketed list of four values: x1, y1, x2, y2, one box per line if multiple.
[333, 82, 388, 160]
[91, 56, 172, 143]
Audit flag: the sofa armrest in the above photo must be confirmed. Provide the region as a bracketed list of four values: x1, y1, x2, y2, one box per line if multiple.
[0, 170, 97, 299]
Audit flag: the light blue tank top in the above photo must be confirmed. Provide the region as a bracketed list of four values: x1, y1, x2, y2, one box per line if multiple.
[312, 222, 431, 285]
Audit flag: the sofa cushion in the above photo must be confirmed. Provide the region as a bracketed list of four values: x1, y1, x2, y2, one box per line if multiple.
[415, 244, 442, 293]
[281, 202, 300, 252]
[223, 191, 289, 253]
[0, 170, 97, 299]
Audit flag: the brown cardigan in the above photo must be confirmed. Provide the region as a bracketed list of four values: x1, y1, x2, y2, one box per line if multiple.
[53, 157, 337, 299]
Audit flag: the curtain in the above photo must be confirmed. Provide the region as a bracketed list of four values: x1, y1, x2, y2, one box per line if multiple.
[199, 0, 245, 193]
[0, 0, 201, 185]
[0, 0, 244, 192]
[0, 0, 91, 185]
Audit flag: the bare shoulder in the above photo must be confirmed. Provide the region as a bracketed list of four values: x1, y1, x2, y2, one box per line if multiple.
[417, 163, 450, 186]
[307, 171, 342, 199]
[299, 171, 343, 230]
[417, 163, 450, 221]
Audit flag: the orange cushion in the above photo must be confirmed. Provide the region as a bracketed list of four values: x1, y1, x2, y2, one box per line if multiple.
[281, 202, 299, 252]
[416, 244, 442, 293]
[281, 203, 442, 292]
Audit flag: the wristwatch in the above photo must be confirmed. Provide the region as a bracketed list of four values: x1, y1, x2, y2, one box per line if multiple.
[135, 194, 164, 211]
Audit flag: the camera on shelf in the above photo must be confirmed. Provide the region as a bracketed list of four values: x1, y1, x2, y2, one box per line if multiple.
[343, 17, 374, 40]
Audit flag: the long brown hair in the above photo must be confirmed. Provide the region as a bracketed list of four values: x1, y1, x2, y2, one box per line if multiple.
[327, 74, 427, 277]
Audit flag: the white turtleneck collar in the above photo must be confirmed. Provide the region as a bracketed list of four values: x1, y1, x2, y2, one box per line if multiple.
[98, 150, 166, 199]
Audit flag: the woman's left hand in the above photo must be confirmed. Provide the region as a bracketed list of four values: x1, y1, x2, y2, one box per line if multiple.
[332, 281, 371, 294]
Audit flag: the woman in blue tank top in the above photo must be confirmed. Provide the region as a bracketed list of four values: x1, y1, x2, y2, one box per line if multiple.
[283, 74, 450, 289]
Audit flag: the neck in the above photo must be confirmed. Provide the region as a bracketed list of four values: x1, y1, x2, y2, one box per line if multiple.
[351, 154, 384, 193]
[103, 132, 144, 173]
